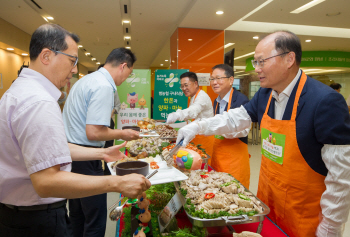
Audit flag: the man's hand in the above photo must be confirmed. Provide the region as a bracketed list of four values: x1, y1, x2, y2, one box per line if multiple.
[176, 122, 200, 146]
[166, 112, 180, 124]
[116, 174, 151, 198]
[102, 141, 127, 163]
[121, 129, 140, 141]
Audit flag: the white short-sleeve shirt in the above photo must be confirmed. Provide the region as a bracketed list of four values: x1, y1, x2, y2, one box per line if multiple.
[0, 68, 72, 206]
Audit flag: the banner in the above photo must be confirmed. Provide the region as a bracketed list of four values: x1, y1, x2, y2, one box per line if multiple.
[116, 69, 151, 130]
[153, 69, 189, 120]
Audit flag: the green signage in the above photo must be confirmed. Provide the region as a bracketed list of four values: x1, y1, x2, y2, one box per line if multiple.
[153, 69, 189, 120]
[246, 51, 350, 71]
[261, 128, 286, 165]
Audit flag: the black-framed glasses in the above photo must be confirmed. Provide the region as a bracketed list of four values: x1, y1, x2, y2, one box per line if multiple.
[50, 49, 78, 67]
[251, 52, 290, 68]
[209, 77, 230, 82]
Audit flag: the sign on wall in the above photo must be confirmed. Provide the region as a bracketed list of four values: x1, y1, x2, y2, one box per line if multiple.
[196, 73, 210, 86]
[153, 69, 189, 120]
[116, 69, 151, 129]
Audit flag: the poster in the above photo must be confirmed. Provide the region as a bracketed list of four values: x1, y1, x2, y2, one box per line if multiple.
[153, 69, 189, 120]
[196, 73, 210, 86]
[116, 69, 151, 130]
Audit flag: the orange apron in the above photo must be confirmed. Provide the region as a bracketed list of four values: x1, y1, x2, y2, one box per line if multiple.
[188, 90, 214, 160]
[257, 72, 326, 237]
[211, 89, 250, 188]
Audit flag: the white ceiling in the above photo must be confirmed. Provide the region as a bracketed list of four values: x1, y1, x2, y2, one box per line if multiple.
[0, 0, 350, 73]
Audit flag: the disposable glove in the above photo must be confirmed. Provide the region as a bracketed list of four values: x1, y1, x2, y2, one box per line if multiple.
[316, 217, 344, 237]
[176, 122, 200, 146]
[166, 112, 180, 124]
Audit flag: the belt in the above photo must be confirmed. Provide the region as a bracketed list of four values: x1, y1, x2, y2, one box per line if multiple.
[2, 200, 67, 211]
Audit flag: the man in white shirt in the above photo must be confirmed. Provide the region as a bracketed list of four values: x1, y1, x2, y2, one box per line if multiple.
[177, 31, 350, 237]
[0, 23, 150, 237]
[166, 71, 214, 157]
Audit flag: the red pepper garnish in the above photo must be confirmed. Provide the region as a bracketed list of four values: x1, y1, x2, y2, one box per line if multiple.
[200, 175, 209, 178]
[204, 193, 215, 199]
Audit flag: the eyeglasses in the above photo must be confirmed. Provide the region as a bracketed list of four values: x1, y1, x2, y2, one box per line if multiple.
[209, 77, 230, 82]
[180, 82, 193, 90]
[251, 52, 290, 68]
[50, 49, 78, 67]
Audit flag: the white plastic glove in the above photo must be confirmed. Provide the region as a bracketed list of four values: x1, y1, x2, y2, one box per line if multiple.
[166, 112, 180, 124]
[176, 122, 200, 146]
[316, 217, 344, 237]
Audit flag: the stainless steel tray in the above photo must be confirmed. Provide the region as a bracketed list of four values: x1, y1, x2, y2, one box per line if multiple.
[173, 181, 270, 231]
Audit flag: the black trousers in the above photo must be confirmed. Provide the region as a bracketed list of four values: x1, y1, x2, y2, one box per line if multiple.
[69, 159, 107, 237]
[0, 204, 72, 237]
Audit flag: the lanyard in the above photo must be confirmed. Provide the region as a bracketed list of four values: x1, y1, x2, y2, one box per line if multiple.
[215, 88, 234, 115]
[189, 89, 201, 107]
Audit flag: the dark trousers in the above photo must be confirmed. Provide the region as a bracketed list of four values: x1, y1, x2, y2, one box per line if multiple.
[69, 160, 107, 237]
[0, 204, 72, 237]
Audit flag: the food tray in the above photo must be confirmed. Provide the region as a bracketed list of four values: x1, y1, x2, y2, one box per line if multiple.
[107, 161, 188, 185]
[173, 182, 270, 232]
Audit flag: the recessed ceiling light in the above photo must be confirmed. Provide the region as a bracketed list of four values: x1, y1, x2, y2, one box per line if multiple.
[7, 48, 14, 50]
[224, 43, 235, 48]
[165, 60, 168, 61]
[46, 16, 54, 20]
[160, 64, 163, 66]
[188, 39, 193, 41]
[216, 11, 224, 15]
[178, 50, 181, 52]
[78, 45, 83, 48]
[172, 60, 175, 63]
[290, 0, 326, 14]
[92, 58, 96, 61]
[96, 62, 101, 65]
[253, 36, 259, 39]
[124, 36, 131, 39]
[85, 52, 90, 55]
[125, 46, 131, 49]
[234, 51, 255, 60]
[123, 20, 130, 23]
[305, 39, 311, 42]
[22, 53, 28, 56]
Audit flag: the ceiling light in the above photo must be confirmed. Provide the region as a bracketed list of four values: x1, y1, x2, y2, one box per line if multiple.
[305, 39, 311, 42]
[160, 64, 163, 66]
[46, 16, 54, 20]
[253, 36, 259, 39]
[178, 50, 181, 52]
[234, 51, 255, 60]
[290, 0, 326, 14]
[124, 36, 131, 39]
[78, 45, 83, 48]
[188, 39, 193, 41]
[92, 58, 96, 61]
[224, 43, 235, 48]
[165, 60, 168, 62]
[123, 20, 130, 23]
[85, 52, 90, 56]
[7, 48, 14, 51]
[216, 11, 224, 15]
[96, 62, 101, 65]
[22, 53, 28, 56]
[125, 46, 131, 49]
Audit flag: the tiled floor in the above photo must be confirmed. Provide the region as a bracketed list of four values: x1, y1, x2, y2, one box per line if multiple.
[104, 143, 350, 237]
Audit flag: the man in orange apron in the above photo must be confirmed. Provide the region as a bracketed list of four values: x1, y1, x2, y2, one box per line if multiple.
[210, 64, 250, 188]
[166, 72, 214, 158]
[177, 31, 350, 237]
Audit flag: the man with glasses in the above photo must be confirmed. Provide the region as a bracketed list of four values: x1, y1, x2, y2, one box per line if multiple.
[166, 72, 214, 157]
[210, 64, 250, 188]
[0, 24, 150, 237]
[62, 48, 140, 237]
[177, 31, 350, 237]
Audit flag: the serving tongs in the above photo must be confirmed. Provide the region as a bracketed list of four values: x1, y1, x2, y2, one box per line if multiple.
[162, 138, 183, 167]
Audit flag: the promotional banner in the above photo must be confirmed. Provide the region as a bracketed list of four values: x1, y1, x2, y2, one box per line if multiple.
[153, 69, 189, 120]
[116, 69, 151, 130]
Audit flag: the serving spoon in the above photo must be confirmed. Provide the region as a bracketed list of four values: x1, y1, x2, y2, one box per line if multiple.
[109, 169, 158, 221]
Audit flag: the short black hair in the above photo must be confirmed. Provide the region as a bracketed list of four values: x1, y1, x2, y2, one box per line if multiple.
[105, 48, 137, 68]
[273, 31, 302, 65]
[180, 72, 198, 83]
[212, 64, 234, 78]
[330, 83, 342, 90]
[29, 24, 79, 61]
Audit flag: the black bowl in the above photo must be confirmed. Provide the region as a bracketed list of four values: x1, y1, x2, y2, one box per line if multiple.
[122, 126, 140, 132]
[115, 161, 149, 176]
